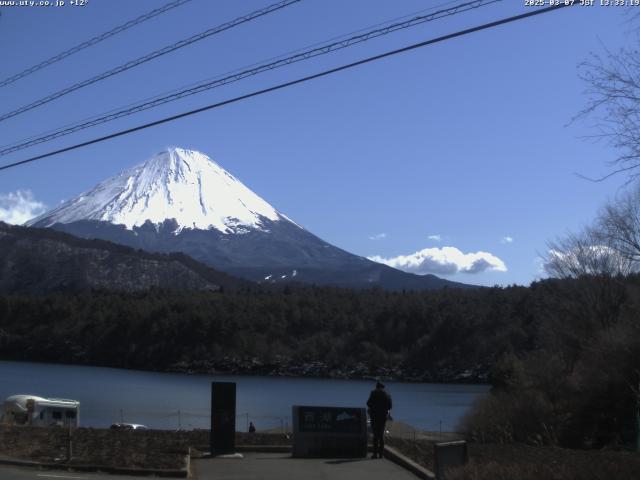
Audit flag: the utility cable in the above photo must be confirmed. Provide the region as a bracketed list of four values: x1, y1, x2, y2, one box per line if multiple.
[0, 0, 301, 123]
[0, 0, 501, 156]
[0, 0, 466, 153]
[0, 3, 574, 173]
[0, 0, 194, 88]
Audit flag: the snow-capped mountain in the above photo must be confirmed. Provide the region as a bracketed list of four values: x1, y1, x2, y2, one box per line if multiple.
[29, 148, 295, 234]
[29, 148, 469, 290]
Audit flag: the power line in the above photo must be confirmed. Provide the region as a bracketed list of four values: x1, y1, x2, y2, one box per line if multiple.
[0, 0, 501, 156]
[0, 3, 574, 173]
[0, 0, 301, 124]
[0, 0, 467, 153]
[0, 0, 194, 89]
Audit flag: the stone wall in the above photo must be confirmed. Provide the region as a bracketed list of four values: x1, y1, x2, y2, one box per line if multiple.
[0, 426, 205, 469]
[0, 425, 68, 461]
[0, 426, 290, 469]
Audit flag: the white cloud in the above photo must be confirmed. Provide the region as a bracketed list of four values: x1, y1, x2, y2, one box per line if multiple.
[369, 246, 507, 275]
[501, 236, 514, 244]
[427, 234, 441, 242]
[369, 233, 387, 241]
[0, 190, 46, 225]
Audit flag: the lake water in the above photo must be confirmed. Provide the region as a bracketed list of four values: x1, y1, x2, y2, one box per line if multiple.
[0, 361, 489, 432]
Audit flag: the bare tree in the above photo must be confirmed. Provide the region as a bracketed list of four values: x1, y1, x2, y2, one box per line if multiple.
[545, 226, 632, 332]
[578, 36, 640, 181]
[594, 185, 640, 265]
[545, 227, 633, 279]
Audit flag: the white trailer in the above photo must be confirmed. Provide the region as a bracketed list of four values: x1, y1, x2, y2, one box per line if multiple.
[1, 395, 80, 427]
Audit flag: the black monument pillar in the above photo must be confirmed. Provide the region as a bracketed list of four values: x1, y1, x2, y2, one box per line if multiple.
[210, 382, 236, 455]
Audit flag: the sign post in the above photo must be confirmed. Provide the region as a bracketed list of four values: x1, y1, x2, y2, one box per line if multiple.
[210, 382, 236, 456]
[292, 405, 367, 458]
[434, 440, 468, 480]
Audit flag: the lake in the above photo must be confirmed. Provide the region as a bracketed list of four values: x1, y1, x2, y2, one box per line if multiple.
[0, 361, 489, 432]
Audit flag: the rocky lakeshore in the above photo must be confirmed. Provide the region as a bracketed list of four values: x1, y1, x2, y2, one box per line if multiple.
[163, 356, 491, 384]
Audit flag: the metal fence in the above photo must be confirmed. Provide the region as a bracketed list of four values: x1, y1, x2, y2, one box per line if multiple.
[79, 407, 292, 432]
[79, 407, 460, 440]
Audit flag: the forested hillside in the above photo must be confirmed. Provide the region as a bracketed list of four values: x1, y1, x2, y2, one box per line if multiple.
[0, 276, 636, 384]
[0, 222, 246, 293]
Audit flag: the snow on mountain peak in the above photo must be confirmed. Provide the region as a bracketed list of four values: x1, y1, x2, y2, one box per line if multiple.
[28, 148, 295, 234]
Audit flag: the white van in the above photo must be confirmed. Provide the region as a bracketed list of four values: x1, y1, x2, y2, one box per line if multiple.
[1, 395, 80, 427]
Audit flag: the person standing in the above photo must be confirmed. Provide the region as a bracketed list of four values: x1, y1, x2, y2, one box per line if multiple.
[366, 381, 392, 459]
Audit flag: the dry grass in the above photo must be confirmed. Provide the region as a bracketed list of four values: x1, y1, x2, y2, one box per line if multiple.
[386, 434, 640, 480]
[466, 443, 640, 480]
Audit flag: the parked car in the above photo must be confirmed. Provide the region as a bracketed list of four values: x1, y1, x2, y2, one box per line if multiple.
[110, 422, 149, 430]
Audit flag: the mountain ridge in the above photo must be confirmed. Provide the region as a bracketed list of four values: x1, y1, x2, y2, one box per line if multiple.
[0, 221, 247, 293]
[29, 148, 473, 291]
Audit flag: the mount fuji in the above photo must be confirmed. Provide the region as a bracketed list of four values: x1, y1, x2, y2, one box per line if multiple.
[28, 148, 468, 290]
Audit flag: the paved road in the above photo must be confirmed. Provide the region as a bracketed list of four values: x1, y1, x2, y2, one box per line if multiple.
[0, 465, 149, 480]
[192, 453, 419, 479]
[0, 453, 420, 480]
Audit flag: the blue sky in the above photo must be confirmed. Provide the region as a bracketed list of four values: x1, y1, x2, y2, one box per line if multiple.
[0, 0, 634, 286]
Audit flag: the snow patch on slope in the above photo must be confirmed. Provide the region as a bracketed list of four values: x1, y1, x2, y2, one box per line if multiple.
[28, 148, 298, 234]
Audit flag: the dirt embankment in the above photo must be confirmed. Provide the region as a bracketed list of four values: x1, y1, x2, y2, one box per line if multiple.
[386, 435, 640, 480]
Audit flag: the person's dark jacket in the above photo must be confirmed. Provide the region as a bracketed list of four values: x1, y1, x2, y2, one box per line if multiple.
[367, 388, 392, 420]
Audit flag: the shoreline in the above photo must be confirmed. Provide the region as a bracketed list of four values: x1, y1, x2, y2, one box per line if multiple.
[0, 357, 490, 385]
